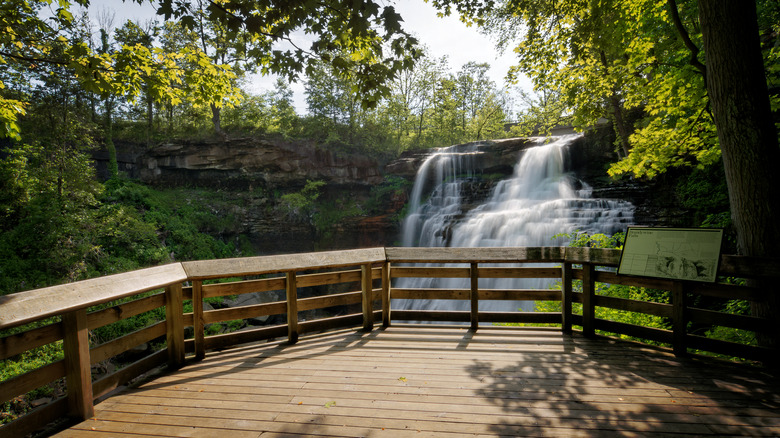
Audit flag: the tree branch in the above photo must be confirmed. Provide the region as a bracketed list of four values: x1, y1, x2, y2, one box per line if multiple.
[0, 50, 67, 67]
[667, 0, 707, 81]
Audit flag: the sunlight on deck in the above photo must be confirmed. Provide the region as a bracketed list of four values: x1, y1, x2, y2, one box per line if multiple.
[54, 327, 780, 437]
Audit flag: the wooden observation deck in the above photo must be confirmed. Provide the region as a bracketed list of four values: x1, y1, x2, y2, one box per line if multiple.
[1, 247, 779, 437]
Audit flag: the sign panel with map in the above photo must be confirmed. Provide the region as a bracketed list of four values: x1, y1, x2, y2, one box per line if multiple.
[618, 227, 723, 283]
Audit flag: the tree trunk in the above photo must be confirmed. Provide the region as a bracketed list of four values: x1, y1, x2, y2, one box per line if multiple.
[105, 98, 118, 179]
[608, 93, 631, 158]
[210, 103, 223, 136]
[417, 109, 424, 140]
[167, 104, 174, 135]
[698, 0, 780, 358]
[599, 50, 631, 157]
[146, 96, 153, 147]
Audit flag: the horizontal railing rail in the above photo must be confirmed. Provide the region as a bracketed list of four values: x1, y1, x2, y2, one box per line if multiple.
[1, 246, 778, 437]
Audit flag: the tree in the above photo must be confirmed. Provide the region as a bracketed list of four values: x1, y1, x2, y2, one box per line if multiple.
[455, 62, 508, 140]
[183, 0, 266, 135]
[429, 76, 463, 146]
[112, 20, 159, 144]
[267, 78, 297, 134]
[304, 57, 361, 143]
[510, 89, 570, 136]
[0, 0, 420, 139]
[95, 10, 119, 179]
[406, 56, 442, 143]
[304, 56, 383, 148]
[438, 0, 718, 174]
[134, 18, 243, 139]
[435, 0, 780, 352]
[698, 0, 780, 353]
[151, 0, 420, 106]
[384, 51, 446, 148]
[470, 89, 508, 140]
[456, 62, 491, 126]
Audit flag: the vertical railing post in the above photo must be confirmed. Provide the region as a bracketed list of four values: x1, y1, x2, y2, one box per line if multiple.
[361, 264, 374, 331]
[192, 280, 205, 360]
[382, 262, 391, 327]
[561, 262, 573, 334]
[581, 263, 596, 338]
[165, 282, 185, 368]
[286, 271, 299, 344]
[62, 308, 94, 420]
[672, 281, 687, 356]
[470, 262, 479, 331]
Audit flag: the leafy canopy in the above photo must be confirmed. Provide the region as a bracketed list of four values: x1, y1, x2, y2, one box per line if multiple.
[430, 0, 763, 178]
[0, 0, 421, 138]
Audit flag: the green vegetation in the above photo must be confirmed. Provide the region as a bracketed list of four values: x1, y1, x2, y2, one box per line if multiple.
[273, 176, 413, 248]
[1, 0, 419, 139]
[433, 0, 780, 349]
[366, 176, 411, 217]
[278, 180, 326, 223]
[532, 231, 672, 346]
[439, 0, 776, 177]
[1, 0, 778, 426]
[532, 231, 757, 357]
[0, 342, 63, 424]
[0, 172, 251, 295]
[2, 1, 518, 164]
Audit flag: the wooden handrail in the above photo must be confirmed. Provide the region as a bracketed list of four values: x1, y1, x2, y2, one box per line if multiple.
[0, 263, 188, 331]
[182, 247, 387, 280]
[385, 246, 567, 263]
[1, 246, 779, 438]
[4, 247, 778, 333]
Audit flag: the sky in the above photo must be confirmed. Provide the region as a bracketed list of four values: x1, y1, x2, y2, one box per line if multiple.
[87, 0, 529, 113]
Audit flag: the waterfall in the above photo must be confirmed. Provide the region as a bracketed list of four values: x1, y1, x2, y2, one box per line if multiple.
[395, 134, 635, 313]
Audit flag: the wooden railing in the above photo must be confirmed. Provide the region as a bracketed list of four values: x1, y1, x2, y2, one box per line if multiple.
[1, 246, 778, 437]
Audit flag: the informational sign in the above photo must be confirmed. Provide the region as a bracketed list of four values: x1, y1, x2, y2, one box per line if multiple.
[618, 227, 723, 283]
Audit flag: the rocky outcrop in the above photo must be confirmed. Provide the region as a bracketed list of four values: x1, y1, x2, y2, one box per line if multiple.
[137, 137, 383, 189]
[383, 132, 695, 229]
[384, 137, 534, 178]
[92, 132, 694, 256]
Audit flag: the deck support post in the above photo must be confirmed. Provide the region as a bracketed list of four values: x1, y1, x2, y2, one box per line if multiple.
[287, 271, 299, 344]
[672, 282, 687, 357]
[561, 262, 573, 334]
[382, 262, 391, 327]
[581, 263, 596, 338]
[62, 308, 94, 420]
[470, 262, 479, 331]
[361, 264, 374, 331]
[192, 280, 205, 360]
[165, 282, 185, 367]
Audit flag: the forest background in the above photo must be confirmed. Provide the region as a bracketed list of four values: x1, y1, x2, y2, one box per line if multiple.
[0, 0, 568, 296]
[0, 0, 779, 383]
[4, 0, 778, 296]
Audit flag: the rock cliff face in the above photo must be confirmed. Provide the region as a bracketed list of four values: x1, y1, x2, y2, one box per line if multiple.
[94, 132, 691, 256]
[93, 136, 399, 254]
[384, 137, 533, 178]
[137, 137, 383, 189]
[381, 132, 693, 229]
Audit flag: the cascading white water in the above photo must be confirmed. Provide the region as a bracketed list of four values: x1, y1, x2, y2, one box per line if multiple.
[395, 134, 635, 313]
[400, 142, 486, 248]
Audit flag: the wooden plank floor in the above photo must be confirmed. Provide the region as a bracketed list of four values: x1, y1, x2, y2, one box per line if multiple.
[54, 326, 780, 437]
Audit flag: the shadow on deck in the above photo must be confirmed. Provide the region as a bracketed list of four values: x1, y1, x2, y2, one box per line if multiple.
[53, 326, 780, 437]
